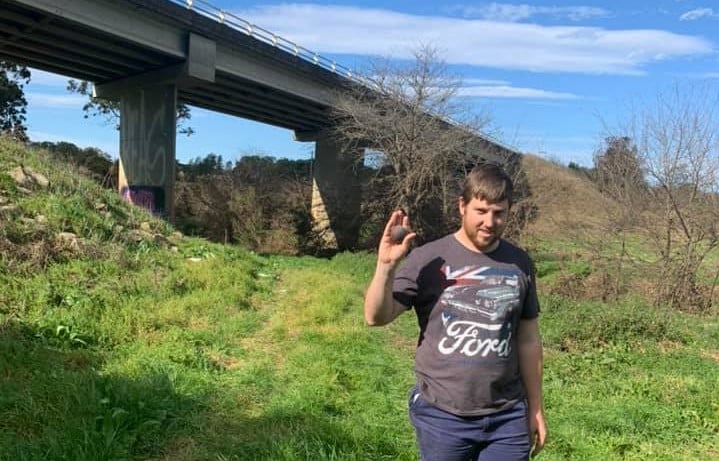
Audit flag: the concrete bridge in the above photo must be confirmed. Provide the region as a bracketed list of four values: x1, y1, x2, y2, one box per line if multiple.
[0, 0, 521, 249]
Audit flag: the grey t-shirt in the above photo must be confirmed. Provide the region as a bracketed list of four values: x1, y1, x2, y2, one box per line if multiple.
[393, 234, 539, 416]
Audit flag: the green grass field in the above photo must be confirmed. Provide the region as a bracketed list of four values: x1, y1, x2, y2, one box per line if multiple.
[1, 139, 717, 460]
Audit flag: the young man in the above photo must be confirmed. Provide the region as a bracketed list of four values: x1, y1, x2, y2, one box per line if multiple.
[364, 163, 547, 460]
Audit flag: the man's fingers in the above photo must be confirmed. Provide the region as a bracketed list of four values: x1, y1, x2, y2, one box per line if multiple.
[530, 427, 546, 458]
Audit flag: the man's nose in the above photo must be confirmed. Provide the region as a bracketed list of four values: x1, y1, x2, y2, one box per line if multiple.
[483, 212, 495, 228]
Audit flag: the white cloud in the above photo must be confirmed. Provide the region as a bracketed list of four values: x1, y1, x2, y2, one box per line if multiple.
[679, 8, 717, 21]
[235, 4, 714, 75]
[27, 93, 86, 109]
[459, 85, 579, 99]
[456, 3, 608, 22]
[463, 78, 511, 86]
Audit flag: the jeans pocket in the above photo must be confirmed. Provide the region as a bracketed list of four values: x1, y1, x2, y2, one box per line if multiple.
[407, 385, 422, 409]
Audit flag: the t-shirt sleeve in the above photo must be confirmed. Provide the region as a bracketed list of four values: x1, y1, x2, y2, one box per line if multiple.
[521, 255, 540, 319]
[392, 250, 422, 310]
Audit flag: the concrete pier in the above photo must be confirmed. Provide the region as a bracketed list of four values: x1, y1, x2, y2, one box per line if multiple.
[118, 84, 178, 218]
[305, 133, 362, 251]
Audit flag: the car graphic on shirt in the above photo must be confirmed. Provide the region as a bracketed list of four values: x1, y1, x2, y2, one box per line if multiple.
[440, 284, 520, 321]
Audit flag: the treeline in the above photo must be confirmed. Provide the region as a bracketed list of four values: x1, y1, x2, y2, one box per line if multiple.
[175, 154, 315, 254]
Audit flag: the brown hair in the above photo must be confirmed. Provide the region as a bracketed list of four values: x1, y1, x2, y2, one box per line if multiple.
[461, 162, 514, 205]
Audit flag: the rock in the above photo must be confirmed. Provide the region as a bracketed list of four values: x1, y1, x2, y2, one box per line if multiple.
[27, 170, 49, 188]
[10, 166, 49, 189]
[56, 232, 79, 251]
[94, 202, 107, 211]
[170, 231, 184, 241]
[127, 229, 153, 243]
[0, 196, 8, 205]
[390, 225, 410, 243]
[10, 167, 30, 187]
[17, 186, 32, 195]
[139, 222, 152, 232]
[0, 204, 17, 213]
[170, 246, 179, 253]
[35, 214, 47, 224]
[153, 233, 170, 246]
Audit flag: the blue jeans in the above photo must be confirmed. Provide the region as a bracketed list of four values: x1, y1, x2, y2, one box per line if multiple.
[408, 387, 531, 461]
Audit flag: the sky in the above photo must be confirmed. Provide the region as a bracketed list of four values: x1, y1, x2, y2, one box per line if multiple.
[21, 0, 719, 167]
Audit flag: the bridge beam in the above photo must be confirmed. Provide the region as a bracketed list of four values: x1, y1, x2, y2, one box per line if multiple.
[299, 131, 362, 251]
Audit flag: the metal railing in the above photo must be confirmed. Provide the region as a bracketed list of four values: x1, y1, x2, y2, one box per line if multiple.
[173, 0, 362, 82]
[170, 0, 521, 154]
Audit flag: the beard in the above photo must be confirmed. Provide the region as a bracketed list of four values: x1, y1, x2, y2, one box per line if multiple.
[462, 223, 502, 252]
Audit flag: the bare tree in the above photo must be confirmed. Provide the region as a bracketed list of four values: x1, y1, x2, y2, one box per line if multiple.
[625, 84, 719, 310]
[329, 45, 498, 241]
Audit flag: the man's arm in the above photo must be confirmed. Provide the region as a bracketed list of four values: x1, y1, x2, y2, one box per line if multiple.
[364, 210, 416, 327]
[364, 263, 409, 326]
[518, 318, 547, 457]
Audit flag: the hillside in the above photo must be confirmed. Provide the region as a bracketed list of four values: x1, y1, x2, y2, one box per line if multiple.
[521, 153, 615, 240]
[1, 138, 717, 460]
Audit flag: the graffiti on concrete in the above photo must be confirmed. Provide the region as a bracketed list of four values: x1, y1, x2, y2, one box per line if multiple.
[120, 186, 165, 215]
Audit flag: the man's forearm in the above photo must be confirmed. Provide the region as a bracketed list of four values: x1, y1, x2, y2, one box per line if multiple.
[364, 262, 403, 326]
[519, 339, 544, 411]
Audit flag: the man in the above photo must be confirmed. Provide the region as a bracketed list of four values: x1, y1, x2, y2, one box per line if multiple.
[364, 163, 547, 460]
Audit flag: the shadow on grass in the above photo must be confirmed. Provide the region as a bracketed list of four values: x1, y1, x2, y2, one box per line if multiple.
[1, 321, 413, 461]
[0, 321, 206, 461]
[195, 407, 412, 461]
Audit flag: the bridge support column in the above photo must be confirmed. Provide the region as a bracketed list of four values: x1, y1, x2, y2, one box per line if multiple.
[117, 84, 177, 219]
[310, 134, 362, 251]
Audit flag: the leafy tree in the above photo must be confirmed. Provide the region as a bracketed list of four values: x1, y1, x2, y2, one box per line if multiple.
[591, 136, 647, 300]
[0, 62, 31, 142]
[66, 79, 194, 136]
[181, 153, 228, 178]
[594, 136, 645, 194]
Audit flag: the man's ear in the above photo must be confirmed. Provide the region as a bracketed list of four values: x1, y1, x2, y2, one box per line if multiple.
[458, 196, 465, 216]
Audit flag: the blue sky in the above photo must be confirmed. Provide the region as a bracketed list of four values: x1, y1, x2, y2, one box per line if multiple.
[22, 0, 719, 166]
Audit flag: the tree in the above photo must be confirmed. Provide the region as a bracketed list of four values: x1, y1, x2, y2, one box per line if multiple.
[329, 46, 498, 241]
[592, 136, 647, 300]
[624, 84, 719, 310]
[66, 80, 194, 136]
[594, 136, 644, 194]
[0, 62, 31, 142]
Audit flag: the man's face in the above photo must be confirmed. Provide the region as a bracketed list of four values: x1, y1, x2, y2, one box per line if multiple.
[458, 196, 509, 252]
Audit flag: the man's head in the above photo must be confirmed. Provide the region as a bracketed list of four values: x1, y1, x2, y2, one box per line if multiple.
[457, 163, 514, 252]
[460, 162, 514, 206]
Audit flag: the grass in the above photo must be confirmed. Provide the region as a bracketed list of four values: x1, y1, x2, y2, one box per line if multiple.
[1, 138, 718, 459]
